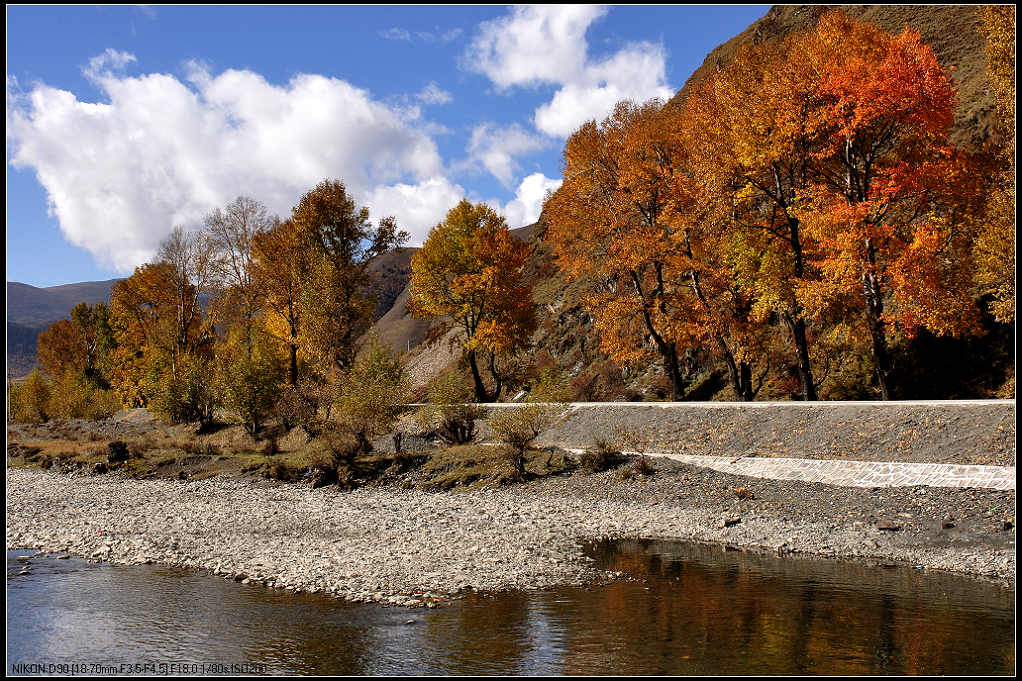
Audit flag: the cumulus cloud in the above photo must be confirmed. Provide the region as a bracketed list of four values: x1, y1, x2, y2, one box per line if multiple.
[464, 5, 673, 137]
[464, 122, 547, 187]
[7, 54, 460, 269]
[499, 172, 562, 228]
[364, 176, 466, 242]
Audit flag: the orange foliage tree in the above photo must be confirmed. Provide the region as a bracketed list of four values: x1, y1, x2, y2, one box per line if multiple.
[547, 99, 768, 400]
[251, 217, 310, 387]
[37, 302, 115, 387]
[681, 33, 828, 400]
[409, 200, 535, 402]
[796, 11, 984, 399]
[290, 179, 408, 373]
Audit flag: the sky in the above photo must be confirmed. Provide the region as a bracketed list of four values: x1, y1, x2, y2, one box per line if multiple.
[6, 5, 768, 288]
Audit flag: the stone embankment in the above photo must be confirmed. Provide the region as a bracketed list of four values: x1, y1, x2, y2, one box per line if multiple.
[529, 400, 1016, 466]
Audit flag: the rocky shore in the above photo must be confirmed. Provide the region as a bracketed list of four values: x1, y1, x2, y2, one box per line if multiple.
[6, 460, 1015, 605]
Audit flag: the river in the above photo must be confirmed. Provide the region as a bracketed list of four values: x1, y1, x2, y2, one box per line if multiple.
[7, 540, 1014, 675]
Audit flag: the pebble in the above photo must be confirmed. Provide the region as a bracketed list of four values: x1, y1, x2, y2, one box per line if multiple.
[5, 466, 1014, 606]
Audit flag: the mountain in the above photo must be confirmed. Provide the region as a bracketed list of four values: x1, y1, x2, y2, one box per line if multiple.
[667, 5, 998, 150]
[7, 279, 121, 326]
[6, 279, 122, 379]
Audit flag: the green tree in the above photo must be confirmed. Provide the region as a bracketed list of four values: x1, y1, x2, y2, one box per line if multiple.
[333, 337, 408, 461]
[217, 328, 285, 435]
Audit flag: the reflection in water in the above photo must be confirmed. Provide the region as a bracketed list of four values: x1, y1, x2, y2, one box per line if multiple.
[7, 542, 1015, 675]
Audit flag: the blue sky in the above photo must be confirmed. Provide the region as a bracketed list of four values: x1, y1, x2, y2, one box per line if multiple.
[6, 5, 768, 287]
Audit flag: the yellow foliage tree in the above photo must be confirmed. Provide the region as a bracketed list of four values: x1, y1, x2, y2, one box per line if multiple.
[409, 200, 536, 402]
[974, 6, 1015, 324]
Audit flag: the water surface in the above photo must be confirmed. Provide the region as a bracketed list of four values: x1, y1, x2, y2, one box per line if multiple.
[7, 541, 1015, 675]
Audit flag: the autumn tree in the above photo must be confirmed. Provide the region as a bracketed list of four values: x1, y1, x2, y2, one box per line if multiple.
[681, 35, 827, 400]
[291, 179, 408, 373]
[409, 200, 536, 402]
[216, 326, 285, 435]
[251, 217, 308, 387]
[36, 302, 114, 387]
[796, 11, 984, 399]
[546, 99, 765, 400]
[545, 101, 688, 399]
[974, 6, 1015, 324]
[204, 196, 276, 349]
[110, 228, 217, 417]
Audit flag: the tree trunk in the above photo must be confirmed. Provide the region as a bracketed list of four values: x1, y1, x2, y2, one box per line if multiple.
[783, 313, 818, 401]
[662, 343, 686, 401]
[716, 335, 753, 401]
[862, 273, 894, 400]
[289, 343, 298, 387]
[467, 349, 490, 402]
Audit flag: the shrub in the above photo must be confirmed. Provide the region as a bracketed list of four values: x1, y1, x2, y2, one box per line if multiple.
[149, 353, 220, 425]
[9, 370, 50, 423]
[46, 369, 92, 420]
[415, 370, 482, 445]
[334, 337, 408, 461]
[275, 384, 319, 433]
[579, 438, 625, 473]
[488, 401, 563, 481]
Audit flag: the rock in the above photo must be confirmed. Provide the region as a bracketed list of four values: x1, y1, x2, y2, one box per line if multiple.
[107, 441, 130, 464]
[92, 462, 108, 475]
[1002, 520, 1013, 532]
[876, 519, 902, 531]
[942, 518, 955, 529]
[722, 516, 742, 528]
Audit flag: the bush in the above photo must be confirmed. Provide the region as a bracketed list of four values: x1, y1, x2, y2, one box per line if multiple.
[415, 370, 482, 445]
[8, 370, 51, 423]
[46, 369, 122, 420]
[275, 384, 319, 433]
[333, 337, 408, 461]
[217, 332, 285, 435]
[149, 354, 220, 425]
[488, 401, 563, 481]
[579, 438, 625, 473]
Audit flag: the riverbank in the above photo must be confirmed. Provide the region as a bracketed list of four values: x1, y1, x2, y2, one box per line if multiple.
[6, 461, 1015, 607]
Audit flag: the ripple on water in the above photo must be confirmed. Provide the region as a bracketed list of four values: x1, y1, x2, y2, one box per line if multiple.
[6, 543, 1015, 675]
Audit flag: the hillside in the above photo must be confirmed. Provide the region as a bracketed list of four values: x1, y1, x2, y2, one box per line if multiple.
[6, 279, 122, 379]
[667, 5, 999, 150]
[392, 4, 1012, 400]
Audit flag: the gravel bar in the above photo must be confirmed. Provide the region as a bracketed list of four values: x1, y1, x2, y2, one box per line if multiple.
[6, 462, 1014, 605]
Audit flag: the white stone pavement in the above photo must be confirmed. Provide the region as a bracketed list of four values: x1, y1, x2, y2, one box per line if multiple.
[565, 449, 1016, 491]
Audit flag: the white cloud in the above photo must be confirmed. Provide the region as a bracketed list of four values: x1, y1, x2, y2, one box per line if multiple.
[364, 176, 465, 245]
[379, 27, 411, 41]
[86, 48, 137, 77]
[464, 5, 605, 89]
[7, 54, 457, 270]
[500, 172, 561, 228]
[464, 122, 547, 188]
[416, 82, 453, 106]
[464, 5, 672, 137]
[382, 26, 463, 44]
